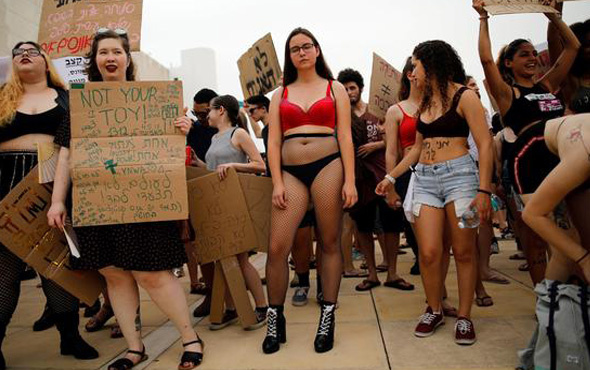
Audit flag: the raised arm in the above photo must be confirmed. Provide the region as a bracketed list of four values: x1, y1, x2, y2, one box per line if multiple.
[333, 81, 358, 209]
[538, 11, 581, 92]
[473, 0, 513, 115]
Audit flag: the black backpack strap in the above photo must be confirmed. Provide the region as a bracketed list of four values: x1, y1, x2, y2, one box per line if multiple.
[581, 283, 590, 361]
[230, 127, 238, 139]
[547, 281, 559, 370]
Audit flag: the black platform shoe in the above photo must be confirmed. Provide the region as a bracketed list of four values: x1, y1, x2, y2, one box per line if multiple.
[262, 306, 286, 354]
[55, 312, 99, 360]
[314, 302, 336, 353]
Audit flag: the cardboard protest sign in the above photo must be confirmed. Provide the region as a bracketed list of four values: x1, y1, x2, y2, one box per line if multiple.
[483, 0, 559, 15]
[238, 33, 282, 99]
[53, 56, 88, 85]
[187, 169, 258, 264]
[367, 53, 402, 121]
[0, 168, 105, 305]
[69, 81, 188, 226]
[38, 0, 143, 59]
[186, 167, 272, 253]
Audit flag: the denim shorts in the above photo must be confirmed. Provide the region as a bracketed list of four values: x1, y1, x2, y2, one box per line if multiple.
[412, 154, 479, 218]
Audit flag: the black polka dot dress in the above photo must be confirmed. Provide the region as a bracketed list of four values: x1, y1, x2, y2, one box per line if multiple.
[54, 113, 187, 272]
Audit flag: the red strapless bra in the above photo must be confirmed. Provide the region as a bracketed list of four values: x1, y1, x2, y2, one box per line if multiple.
[280, 80, 336, 133]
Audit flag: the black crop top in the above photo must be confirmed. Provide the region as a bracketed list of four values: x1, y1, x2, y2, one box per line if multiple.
[502, 83, 564, 135]
[417, 87, 470, 139]
[0, 105, 66, 144]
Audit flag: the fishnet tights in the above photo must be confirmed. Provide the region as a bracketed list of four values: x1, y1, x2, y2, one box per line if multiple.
[266, 157, 344, 305]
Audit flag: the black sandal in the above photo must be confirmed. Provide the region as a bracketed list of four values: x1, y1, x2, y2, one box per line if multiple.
[178, 338, 204, 370]
[108, 346, 148, 370]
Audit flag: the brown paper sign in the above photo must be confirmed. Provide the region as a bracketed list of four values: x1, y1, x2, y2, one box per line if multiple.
[38, 0, 143, 59]
[186, 167, 272, 253]
[237, 33, 282, 99]
[69, 81, 188, 226]
[0, 168, 105, 305]
[484, 0, 559, 15]
[187, 169, 258, 264]
[367, 53, 402, 121]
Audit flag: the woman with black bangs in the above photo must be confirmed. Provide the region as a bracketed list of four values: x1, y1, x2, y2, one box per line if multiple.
[262, 27, 356, 354]
[47, 30, 203, 370]
[376, 40, 493, 345]
[0, 41, 98, 370]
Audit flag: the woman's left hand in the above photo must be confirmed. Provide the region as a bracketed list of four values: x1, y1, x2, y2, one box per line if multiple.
[471, 192, 492, 222]
[342, 181, 358, 209]
[216, 163, 234, 180]
[175, 107, 192, 135]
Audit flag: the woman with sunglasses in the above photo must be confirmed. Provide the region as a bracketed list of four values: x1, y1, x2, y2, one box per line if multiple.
[47, 30, 203, 370]
[262, 27, 357, 354]
[0, 41, 98, 370]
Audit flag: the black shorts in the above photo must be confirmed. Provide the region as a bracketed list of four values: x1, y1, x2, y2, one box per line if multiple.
[507, 120, 559, 195]
[349, 197, 404, 234]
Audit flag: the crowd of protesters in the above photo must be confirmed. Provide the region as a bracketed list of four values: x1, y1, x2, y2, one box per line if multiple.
[0, 0, 588, 369]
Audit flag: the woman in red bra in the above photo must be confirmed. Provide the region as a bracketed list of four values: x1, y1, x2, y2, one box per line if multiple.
[262, 27, 356, 355]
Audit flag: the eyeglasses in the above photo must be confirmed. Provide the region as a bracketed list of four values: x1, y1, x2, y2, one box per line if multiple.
[12, 48, 41, 58]
[96, 27, 128, 37]
[289, 43, 315, 55]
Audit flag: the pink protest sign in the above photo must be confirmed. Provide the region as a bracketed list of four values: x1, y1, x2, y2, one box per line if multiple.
[38, 0, 143, 59]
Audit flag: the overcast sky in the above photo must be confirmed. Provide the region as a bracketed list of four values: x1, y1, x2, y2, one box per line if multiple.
[139, 0, 590, 109]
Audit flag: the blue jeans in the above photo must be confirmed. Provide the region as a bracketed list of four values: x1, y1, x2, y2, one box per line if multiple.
[412, 154, 479, 218]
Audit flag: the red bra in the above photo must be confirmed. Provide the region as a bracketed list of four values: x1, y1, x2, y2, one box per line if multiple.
[280, 80, 336, 133]
[398, 104, 417, 150]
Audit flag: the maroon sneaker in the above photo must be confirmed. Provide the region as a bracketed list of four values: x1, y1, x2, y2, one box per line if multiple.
[454, 317, 476, 345]
[414, 306, 444, 337]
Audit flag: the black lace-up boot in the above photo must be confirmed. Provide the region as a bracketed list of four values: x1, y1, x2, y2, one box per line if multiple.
[314, 301, 336, 353]
[262, 305, 286, 354]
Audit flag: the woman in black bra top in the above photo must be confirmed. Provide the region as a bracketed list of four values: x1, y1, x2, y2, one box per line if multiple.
[376, 40, 493, 346]
[474, 0, 579, 195]
[0, 41, 98, 369]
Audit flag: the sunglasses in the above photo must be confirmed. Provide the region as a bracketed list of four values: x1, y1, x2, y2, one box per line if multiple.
[96, 27, 129, 37]
[248, 107, 260, 115]
[12, 48, 42, 58]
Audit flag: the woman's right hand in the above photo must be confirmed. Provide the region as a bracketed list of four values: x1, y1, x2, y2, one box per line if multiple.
[272, 182, 287, 210]
[47, 202, 67, 230]
[472, 0, 487, 16]
[385, 189, 403, 209]
[375, 179, 393, 196]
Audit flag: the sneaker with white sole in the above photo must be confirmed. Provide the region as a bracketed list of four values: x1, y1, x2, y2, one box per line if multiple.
[454, 316, 476, 345]
[414, 306, 444, 337]
[291, 287, 309, 306]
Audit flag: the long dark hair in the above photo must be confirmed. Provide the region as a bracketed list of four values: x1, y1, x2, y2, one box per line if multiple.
[211, 95, 241, 127]
[85, 30, 136, 82]
[496, 38, 531, 85]
[398, 57, 413, 101]
[413, 40, 466, 114]
[282, 27, 334, 86]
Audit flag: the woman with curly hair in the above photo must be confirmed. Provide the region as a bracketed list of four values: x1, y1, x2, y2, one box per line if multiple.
[0, 41, 98, 369]
[376, 40, 493, 345]
[262, 27, 357, 354]
[47, 30, 203, 370]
